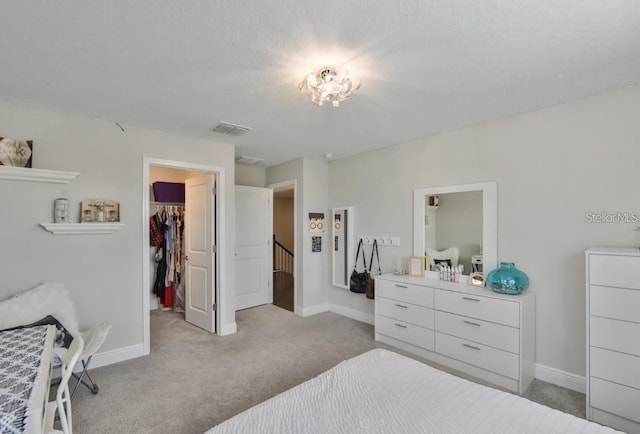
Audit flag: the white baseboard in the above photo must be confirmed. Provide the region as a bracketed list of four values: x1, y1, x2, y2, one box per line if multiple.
[296, 303, 330, 317]
[91, 343, 145, 369]
[329, 304, 374, 325]
[53, 343, 145, 377]
[220, 321, 237, 336]
[534, 363, 586, 393]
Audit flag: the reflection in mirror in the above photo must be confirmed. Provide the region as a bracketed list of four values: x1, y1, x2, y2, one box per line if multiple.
[414, 182, 497, 277]
[332, 207, 355, 288]
[425, 191, 483, 273]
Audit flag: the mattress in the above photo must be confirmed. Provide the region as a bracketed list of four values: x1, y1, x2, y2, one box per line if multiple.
[206, 349, 620, 434]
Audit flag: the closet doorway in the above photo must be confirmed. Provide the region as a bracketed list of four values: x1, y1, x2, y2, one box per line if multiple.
[142, 158, 225, 356]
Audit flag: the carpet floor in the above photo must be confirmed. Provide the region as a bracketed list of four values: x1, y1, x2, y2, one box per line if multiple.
[70, 305, 586, 434]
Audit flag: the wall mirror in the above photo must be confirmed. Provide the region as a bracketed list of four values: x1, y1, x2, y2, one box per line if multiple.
[413, 182, 497, 276]
[332, 207, 355, 288]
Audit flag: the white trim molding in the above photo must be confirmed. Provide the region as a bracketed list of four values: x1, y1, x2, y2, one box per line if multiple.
[53, 344, 145, 377]
[296, 303, 330, 317]
[40, 223, 125, 235]
[534, 363, 586, 393]
[0, 166, 79, 183]
[220, 322, 237, 336]
[90, 344, 146, 369]
[329, 304, 374, 325]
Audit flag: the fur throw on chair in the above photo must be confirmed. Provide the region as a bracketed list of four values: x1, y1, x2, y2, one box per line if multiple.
[0, 282, 80, 338]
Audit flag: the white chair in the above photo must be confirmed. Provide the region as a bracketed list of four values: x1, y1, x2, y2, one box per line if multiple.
[45, 335, 84, 434]
[426, 247, 460, 270]
[71, 322, 112, 399]
[0, 282, 111, 399]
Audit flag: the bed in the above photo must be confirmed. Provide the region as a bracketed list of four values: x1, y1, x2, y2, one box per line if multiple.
[206, 349, 620, 434]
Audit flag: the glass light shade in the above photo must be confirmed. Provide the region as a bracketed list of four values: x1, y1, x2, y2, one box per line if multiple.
[299, 67, 360, 107]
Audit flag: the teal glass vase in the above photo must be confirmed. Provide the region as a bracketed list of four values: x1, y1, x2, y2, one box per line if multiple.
[486, 262, 529, 295]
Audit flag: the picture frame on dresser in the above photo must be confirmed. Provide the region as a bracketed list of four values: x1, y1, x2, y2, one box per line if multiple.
[408, 256, 425, 277]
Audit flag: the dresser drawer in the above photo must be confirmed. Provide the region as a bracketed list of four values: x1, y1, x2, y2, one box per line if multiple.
[375, 315, 434, 351]
[589, 254, 640, 290]
[435, 289, 520, 328]
[377, 297, 434, 329]
[435, 332, 519, 380]
[591, 347, 640, 390]
[590, 316, 640, 357]
[377, 280, 434, 308]
[590, 285, 640, 324]
[590, 377, 640, 423]
[435, 311, 519, 354]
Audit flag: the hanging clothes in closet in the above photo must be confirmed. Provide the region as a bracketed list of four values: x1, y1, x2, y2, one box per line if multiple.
[150, 205, 185, 310]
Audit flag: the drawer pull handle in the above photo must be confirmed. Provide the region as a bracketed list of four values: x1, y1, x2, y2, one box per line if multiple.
[463, 320, 481, 327]
[463, 343, 481, 351]
[394, 323, 408, 329]
[462, 297, 481, 302]
[394, 304, 409, 309]
[395, 284, 408, 288]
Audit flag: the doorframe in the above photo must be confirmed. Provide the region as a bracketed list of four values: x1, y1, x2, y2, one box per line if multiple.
[266, 179, 298, 314]
[142, 157, 226, 355]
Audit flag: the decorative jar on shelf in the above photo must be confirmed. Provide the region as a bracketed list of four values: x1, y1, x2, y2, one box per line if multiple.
[486, 262, 529, 295]
[54, 198, 69, 223]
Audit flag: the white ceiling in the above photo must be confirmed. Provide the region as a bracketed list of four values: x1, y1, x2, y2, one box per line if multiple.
[1, 1, 639, 167]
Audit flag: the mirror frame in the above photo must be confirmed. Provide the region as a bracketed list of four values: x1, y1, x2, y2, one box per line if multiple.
[413, 182, 497, 275]
[332, 207, 355, 289]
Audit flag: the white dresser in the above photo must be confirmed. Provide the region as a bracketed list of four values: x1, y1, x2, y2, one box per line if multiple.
[374, 274, 535, 394]
[586, 247, 640, 433]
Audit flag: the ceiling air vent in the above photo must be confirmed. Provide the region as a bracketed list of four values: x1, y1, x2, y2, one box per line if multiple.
[235, 156, 264, 165]
[212, 121, 252, 136]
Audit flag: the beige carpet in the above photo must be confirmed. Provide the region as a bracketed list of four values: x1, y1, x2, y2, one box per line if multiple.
[70, 305, 585, 434]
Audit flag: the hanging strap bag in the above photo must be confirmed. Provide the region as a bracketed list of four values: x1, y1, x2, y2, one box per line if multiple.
[366, 239, 381, 299]
[350, 239, 369, 294]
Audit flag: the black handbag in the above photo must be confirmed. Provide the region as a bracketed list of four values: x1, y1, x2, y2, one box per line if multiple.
[365, 240, 381, 299]
[350, 239, 369, 294]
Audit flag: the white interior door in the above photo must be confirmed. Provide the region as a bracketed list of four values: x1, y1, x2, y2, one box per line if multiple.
[235, 185, 273, 311]
[185, 175, 216, 332]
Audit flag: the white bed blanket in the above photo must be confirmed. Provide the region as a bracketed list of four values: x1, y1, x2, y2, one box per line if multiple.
[207, 349, 620, 434]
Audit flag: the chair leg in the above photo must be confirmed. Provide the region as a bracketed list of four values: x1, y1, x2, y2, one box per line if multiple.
[71, 356, 99, 400]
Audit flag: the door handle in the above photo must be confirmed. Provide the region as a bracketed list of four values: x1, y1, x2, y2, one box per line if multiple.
[185, 256, 189, 261]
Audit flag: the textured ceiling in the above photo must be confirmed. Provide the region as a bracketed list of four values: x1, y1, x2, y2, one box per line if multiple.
[1, 1, 639, 167]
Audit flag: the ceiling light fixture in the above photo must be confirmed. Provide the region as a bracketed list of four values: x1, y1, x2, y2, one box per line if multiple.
[298, 67, 361, 107]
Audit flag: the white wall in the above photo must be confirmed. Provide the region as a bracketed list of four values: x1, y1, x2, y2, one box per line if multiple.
[0, 101, 236, 357]
[266, 158, 330, 315]
[302, 158, 330, 310]
[235, 164, 266, 187]
[328, 84, 640, 378]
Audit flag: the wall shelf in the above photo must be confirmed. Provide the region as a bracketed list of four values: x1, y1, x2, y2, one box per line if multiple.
[40, 223, 125, 235]
[0, 166, 79, 183]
